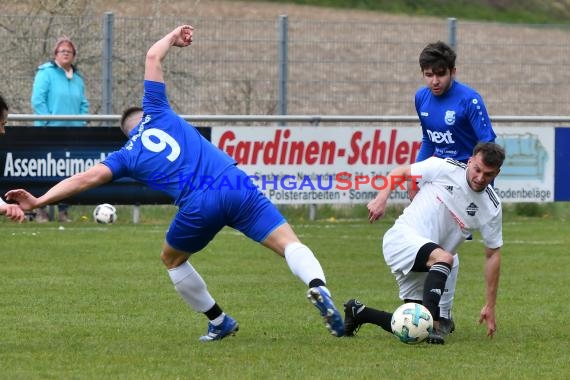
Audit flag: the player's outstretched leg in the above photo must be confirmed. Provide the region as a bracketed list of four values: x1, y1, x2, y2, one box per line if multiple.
[307, 286, 344, 337]
[343, 298, 393, 336]
[199, 314, 239, 342]
[438, 254, 459, 337]
[343, 299, 364, 337]
[278, 240, 344, 337]
[424, 262, 452, 345]
[166, 257, 238, 343]
[426, 329, 445, 344]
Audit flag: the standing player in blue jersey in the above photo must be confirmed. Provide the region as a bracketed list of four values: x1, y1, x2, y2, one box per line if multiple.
[411, 41, 496, 336]
[6, 25, 344, 341]
[415, 41, 496, 162]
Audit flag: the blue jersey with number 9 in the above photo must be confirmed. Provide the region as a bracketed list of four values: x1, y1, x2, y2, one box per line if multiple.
[103, 80, 236, 206]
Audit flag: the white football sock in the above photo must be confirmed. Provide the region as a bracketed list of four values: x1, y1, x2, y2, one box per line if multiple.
[168, 261, 215, 313]
[284, 242, 326, 286]
[439, 253, 459, 319]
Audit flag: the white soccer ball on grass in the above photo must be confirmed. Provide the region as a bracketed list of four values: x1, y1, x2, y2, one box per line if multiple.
[391, 302, 433, 344]
[93, 203, 117, 224]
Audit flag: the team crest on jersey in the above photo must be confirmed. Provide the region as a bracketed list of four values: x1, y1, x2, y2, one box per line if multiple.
[444, 110, 455, 126]
[466, 202, 478, 216]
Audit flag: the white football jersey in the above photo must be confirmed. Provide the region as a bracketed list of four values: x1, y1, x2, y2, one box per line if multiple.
[394, 157, 503, 252]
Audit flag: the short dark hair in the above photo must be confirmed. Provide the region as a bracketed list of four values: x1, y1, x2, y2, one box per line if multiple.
[473, 142, 506, 169]
[0, 94, 8, 113]
[419, 41, 456, 72]
[120, 106, 143, 128]
[119, 106, 144, 136]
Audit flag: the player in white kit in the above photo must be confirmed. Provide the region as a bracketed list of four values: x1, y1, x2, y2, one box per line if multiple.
[344, 142, 504, 344]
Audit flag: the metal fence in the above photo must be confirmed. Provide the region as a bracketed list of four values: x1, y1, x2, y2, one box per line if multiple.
[1, 13, 570, 120]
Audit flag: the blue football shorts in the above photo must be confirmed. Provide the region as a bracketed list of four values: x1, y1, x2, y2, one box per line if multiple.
[166, 165, 286, 254]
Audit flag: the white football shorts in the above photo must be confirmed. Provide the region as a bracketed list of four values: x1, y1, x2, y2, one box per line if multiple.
[382, 224, 432, 301]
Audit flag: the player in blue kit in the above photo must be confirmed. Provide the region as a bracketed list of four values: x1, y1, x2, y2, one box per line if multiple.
[415, 41, 496, 163]
[6, 25, 344, 341]
[410, 41, 497, 336]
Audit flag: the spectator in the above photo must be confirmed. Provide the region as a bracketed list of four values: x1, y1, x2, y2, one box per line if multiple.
[31, 35, 90, 223]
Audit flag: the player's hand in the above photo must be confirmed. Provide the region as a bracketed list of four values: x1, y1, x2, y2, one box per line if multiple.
[478, 304, 497, 338]
[172, 25, 194, 47]
[408, 181, 420, 202]
[0, 203, 26, 223]
[5, 189, 38, 211]
[407, 180, 420, 201]
[407, 187, 418, 201]
[367, 197, 386, 223]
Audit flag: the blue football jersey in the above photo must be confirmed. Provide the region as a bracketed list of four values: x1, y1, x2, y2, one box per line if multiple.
[415, 80, 496, 163]
[103, 80, 236, 206]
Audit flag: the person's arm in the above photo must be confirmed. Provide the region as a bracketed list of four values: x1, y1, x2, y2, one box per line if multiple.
[0, 199, 25, 223]
[478, 246, 501, 338]
[31, 69, 50, 126]
[408, 133, 432, 201]
[80, 96, 90, 116]
[367, 164, 412, 223]
[79, 90, 90, 126]
[414, 91, 435, 162]
[5, 163, 113, 211]
[467, 93, 496, 142]
[79, 78, 90, 116]
[145, 25, 194, 84]
[416, 135, 435, 162]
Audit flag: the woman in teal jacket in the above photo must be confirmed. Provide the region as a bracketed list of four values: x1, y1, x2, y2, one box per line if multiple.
[31, 36, 89, 222]
[31, 36, 89, 127]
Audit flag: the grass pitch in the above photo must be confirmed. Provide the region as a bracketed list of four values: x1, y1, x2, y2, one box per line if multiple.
[1, 205, 569, 379]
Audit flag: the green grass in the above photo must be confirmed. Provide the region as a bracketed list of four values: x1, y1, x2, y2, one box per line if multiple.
[1, 206, 570, 379]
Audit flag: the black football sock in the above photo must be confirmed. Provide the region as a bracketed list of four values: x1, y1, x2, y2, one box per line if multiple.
[204, 303, 223, 321]
[423, 262, 451, 324]
[309, 279, 326, 288]
[356, 306, 393, 333]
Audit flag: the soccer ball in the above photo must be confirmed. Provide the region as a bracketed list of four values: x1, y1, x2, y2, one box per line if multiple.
[93, 203, 117, 224]
[391, 302, 433, 344]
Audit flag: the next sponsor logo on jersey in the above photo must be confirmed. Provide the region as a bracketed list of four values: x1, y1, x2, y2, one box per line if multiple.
[426, 129, 455, 144]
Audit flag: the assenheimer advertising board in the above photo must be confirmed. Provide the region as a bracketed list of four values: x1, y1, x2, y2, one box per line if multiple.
[0, 127, 175, 204]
